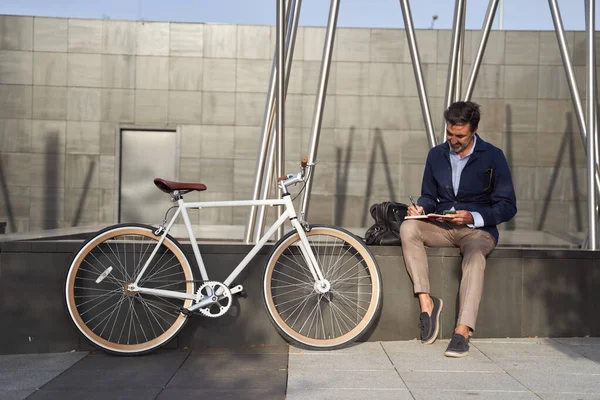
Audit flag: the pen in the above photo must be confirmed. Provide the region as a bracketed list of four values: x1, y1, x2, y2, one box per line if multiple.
[409, 196, 424, 215]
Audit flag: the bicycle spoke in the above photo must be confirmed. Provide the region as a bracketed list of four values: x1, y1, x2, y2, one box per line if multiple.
[271, 269, 314, 286]
[75, 288, 123, 308]
[88, 295, 127, 334]
[297, 298, 321, 336]
[331, 288, 369, 314]
[276, 252, 314, 282]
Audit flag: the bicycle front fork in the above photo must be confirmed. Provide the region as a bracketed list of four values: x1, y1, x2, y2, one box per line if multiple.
[289, 219, 330, 293]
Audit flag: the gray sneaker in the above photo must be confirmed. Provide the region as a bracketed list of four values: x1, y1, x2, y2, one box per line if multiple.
[444, 333, 470, 357]
[419, 296, 443, 344]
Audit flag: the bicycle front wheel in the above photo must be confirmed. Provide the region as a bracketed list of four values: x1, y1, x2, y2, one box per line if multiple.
[65, 224, 195, 355]
[263, 225, 382, 350]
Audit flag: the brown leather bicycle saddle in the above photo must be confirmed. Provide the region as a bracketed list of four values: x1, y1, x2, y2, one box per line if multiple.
[154, 178, 207, 193]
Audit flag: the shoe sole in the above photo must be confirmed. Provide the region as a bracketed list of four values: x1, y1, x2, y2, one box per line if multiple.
[444, 350, 469, 358]
[422, 298, 443, 345]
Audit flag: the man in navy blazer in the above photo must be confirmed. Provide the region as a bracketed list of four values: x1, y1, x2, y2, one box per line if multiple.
[400, 101, 517, 358]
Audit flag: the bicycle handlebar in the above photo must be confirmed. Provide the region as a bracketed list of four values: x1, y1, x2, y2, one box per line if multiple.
[277, 157, 310, 189]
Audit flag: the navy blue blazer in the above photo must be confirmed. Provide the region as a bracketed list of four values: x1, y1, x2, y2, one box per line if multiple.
[417, 134, 517, 243]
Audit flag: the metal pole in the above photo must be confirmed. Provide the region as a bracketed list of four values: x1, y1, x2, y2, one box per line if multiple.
[442, 0, 466, 143]
[399, 0, 437, 148]
[548, 0, 600, 195]
[299, 0, 340, 221]
[548, 0, 587, 141]
[498, 0, 504, 30]
[245, 0, 300, 243]
[275, 0, 286, 240]
[254, 0, 302, 241]
[454, 5, 465, 103]
[586, 0, 597, 249]
[464, 0, 499, 101]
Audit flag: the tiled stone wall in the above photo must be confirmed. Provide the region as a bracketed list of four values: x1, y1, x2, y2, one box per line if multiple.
[0, 15, 596, 235]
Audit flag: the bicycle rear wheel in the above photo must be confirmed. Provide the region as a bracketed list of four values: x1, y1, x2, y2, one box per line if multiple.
[263, 225, 382, 350]
[65, 224, 195, 355]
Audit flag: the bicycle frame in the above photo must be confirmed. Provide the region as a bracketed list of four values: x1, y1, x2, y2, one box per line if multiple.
[128, 193, 325, 309]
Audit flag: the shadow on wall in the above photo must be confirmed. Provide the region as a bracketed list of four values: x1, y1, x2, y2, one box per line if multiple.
[504, 106, 582, 232]
[0, 132, 97, 233]
[72, 160, 96, 227]
[0, 155, 16, 232]
[44, 135, 59, 230]
[504, 105, 515, 231]
[332, 126, 398, 227]
[535, 111, 582, 232]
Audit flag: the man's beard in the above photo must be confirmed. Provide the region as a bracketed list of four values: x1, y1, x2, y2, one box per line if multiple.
[450, 137, 472, 153]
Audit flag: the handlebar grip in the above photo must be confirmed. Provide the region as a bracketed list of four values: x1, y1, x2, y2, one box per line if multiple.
[300, 157, 308, 168]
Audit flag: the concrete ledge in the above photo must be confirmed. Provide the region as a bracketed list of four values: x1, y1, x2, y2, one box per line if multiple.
[0, 240, 597, 354]
[0, 224, 586, 248]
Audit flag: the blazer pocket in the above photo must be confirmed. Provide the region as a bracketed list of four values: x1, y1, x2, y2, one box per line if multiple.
[482, 168, 494, 192]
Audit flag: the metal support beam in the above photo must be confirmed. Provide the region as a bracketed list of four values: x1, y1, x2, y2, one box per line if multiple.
[454, 5, 465, 103]
[548, 0, 600, 198]
[442, 0, 466, 143]
[245, 0, 301, 243]
[464, 0, 499, 101]
[299, 0, 340, 222]
[586, 0, 597, 249]
[275, 0, 286, 240]
[399, 0, 437, 148]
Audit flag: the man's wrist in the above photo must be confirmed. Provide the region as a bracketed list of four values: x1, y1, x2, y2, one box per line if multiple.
[467, 211, 484, 228]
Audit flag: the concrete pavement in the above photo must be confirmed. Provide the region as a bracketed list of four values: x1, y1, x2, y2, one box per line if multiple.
[2, 338, 600, 399]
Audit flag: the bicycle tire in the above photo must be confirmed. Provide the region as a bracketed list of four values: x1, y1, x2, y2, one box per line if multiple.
[263, 224, 382, 350]
[65, 223, 195, 355]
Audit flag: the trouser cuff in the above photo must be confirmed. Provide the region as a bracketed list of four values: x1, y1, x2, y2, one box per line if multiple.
[413, 284, 430, 293]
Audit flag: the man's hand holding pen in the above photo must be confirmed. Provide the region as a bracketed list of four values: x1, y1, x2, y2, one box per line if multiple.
[408, 196, 424, 216]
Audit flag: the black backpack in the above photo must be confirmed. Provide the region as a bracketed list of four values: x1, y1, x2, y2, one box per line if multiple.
[363, 201, 408, 246]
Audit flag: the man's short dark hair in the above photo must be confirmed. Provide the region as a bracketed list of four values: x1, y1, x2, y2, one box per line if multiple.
[444, 101, 481, 132]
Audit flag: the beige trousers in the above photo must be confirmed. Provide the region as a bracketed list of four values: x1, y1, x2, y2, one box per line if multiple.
[399, 219, 496, 330]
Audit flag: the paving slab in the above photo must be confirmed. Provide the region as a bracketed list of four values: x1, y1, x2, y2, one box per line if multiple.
[398, 370, 530, 392]
[492, 355, 600, 374]
[37, 350, 190, 391]
[289, 352, 394, 371]
[507, 369, 600, 395]
[552, 337, 600, 346]
[157, 388, 286, 400]
[410, 389, 540, 400]
[27, 388, 163, 400]
[166, 346, 288, 395]
[0, 351, 87, 400]
[287, 369, 405, 390]
[471, 338, 583, 359]
[537, 393, 600, 400]
[286, 388, 413, 400]
[0, 390, 36, 400]
[289, 341, 386, 355]
[382, 340, 503, 372]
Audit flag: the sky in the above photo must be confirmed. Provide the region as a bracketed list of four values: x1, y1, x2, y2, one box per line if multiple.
[0, 0, 598, 31]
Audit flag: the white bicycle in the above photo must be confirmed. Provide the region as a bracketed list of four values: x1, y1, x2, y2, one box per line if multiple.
[64, 158, 382, 355]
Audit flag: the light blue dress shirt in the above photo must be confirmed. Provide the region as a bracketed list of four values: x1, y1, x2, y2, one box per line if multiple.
[448, 135, 484, 228]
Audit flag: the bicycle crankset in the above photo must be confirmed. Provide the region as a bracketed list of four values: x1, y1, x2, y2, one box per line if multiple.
[194, 281, 232, 317]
